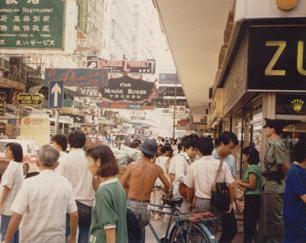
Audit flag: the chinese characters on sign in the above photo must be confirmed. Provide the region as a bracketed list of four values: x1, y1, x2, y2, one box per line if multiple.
[0, 0, 64, 49]
[100, 75, 156, 101]
[17, 93, 44, 106]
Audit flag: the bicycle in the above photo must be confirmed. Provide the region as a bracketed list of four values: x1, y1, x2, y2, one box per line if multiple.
[149, 197, 218, 243]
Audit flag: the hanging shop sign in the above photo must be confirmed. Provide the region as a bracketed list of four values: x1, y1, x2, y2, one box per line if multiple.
[0, 0, 65, 49]
[158, 86, 185, 97]
[248, 25, 306, 92]
[152, 98, 188, 108]
[17, 93, 44, 106]
[45, 69, 108, 87]
[101, 75, 155, 102]
[87, 56, 156, 74]
[276, 93, 306, 115]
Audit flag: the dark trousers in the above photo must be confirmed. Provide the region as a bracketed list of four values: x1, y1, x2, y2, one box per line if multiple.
[219, 209, 237, 243]
[244, 195, 261, 243]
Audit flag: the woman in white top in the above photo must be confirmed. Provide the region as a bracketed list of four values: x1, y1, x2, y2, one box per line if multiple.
[0, 143, 24, 243]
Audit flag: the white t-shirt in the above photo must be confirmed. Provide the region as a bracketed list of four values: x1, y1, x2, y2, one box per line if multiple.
[0, 160, 24, 215]
[54, 151, 68, 173]
[170, 153, 192, 197]
[11, 170, 77, 243]
[57, 148, 95, 206]
[185, 155, 234, 199]
[155, 156, 170, 186]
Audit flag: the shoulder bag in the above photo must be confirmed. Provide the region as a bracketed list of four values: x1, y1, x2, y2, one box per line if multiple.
[211, 160, 230, 212]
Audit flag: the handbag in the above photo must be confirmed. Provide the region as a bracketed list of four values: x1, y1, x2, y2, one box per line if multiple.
[76, 200, 92, 228]
[211, 160, 230, 212]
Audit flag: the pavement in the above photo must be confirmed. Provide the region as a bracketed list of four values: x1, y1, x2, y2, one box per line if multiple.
[146, 216, 244, 243]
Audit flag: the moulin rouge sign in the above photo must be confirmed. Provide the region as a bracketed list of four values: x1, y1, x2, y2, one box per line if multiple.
[100, 75, 155, 102]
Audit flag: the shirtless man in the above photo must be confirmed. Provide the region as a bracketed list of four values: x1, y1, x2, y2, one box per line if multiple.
[121, 139, 170, 243]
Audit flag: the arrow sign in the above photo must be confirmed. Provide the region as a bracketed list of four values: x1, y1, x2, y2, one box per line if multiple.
[51, 83, 62, 107]
[49, 80, 63, 109]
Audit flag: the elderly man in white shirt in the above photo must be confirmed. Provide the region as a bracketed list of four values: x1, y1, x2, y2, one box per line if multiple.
[58, 131, 95, 243]
[4, 145, 78, 243]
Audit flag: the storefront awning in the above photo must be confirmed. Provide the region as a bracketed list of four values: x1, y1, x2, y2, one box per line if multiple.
[153, 0, 234, 115]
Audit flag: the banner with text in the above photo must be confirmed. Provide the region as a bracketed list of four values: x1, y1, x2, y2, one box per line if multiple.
[0, 0, 65, 49]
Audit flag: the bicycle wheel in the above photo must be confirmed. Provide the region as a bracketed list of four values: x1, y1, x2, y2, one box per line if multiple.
[169, 220, 213, 243]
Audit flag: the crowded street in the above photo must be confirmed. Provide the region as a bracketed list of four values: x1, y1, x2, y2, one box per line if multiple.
[0, 0, 306, 243]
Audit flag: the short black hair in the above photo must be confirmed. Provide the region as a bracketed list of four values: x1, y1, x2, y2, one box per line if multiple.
[68, 131, 86, 148]
[293, 139, 306, 164]
[51, 134, 68, 151]
[196, 137, 214, 156]
[161, 144, 173, 155]
[6, 143, 23, 162]
[87, 145, 119, 177]
[242, 146, 260, 165]
[184, 134, 199, 149]
[215, 131, 239, 147]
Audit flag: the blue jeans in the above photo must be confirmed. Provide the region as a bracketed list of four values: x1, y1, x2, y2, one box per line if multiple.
[1, 215, 19, 243]
[78, 226, 89, 243]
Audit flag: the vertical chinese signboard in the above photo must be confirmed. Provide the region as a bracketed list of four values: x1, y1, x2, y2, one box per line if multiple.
[0, 0, 65, 49]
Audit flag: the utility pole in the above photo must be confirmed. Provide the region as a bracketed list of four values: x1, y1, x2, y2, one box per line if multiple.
[55, 109, 59, 134]
[172, 78, 177, 139]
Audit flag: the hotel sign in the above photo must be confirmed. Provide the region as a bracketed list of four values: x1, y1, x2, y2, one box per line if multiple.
[248, 25, 306, 92]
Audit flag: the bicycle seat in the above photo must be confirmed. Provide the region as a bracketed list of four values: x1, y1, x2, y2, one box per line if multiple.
[164, 198, 183, 208]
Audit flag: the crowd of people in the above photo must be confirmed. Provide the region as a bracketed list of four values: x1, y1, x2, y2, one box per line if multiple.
[0, 118, 305, 243]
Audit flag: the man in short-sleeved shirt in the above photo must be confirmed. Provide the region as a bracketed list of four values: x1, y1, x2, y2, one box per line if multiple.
[262, 119, 290, 243]
[4, 145, 78, 243]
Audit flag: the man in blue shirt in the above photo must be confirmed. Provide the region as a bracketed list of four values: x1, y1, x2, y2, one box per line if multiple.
[214, 131, 239, 243]
[284, 139, 306, 243]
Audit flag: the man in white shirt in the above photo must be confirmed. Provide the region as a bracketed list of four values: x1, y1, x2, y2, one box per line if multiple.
[185, 137, 235, 213]
[4, 145, 78, 243]
[58, 131, 95, 243]
[169, 134, 199, 213]
[50, 134, 68, 172]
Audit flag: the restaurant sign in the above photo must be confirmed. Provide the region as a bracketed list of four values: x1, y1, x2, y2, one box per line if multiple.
[101, 75, 155, 101]
[0, 0, 64, 49]
[248, 25, 306, 92]
[17, 93, 44, 106]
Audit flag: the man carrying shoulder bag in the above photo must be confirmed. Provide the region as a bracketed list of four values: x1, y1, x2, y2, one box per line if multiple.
[185, 136, 236, 241]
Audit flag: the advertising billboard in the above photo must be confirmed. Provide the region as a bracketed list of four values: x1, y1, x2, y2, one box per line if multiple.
[87, 56, 156, 74]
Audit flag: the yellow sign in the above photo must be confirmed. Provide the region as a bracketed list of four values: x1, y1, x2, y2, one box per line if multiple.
[17, 93, 44, 106]
[276, 0, 299, 11]
[292, 99, 304, 112]
[20, 117, 50, 146]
